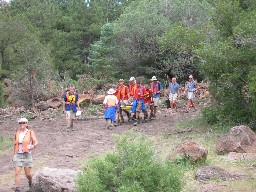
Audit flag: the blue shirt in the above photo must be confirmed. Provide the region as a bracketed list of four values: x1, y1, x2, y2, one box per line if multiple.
[169, 82, 179, 94]
[188, 81, 196, 92]
[63, 93, 79, 112]
[152, 81, 163, 98]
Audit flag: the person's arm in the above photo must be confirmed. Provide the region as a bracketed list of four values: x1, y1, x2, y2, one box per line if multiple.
[76, 94, 81, 110]
[30, 130, 38, 150]
[177, 85, 180, 99]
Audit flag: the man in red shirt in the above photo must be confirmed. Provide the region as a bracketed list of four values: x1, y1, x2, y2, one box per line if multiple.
[131, 79, 147, 126]
[114, 79, 130, 125]
[144, 83, 153, 121]
[129, 77, 136, 102]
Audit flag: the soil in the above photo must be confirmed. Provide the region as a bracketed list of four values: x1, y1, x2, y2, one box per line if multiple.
[0, 106, 198, 192]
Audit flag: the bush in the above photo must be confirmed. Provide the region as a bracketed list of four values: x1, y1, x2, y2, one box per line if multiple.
[77, 131, 182, 192]
[0, 81, 4, 107]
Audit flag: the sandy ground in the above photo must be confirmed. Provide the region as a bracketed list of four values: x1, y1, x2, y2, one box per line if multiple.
[0, 107, 197, 192]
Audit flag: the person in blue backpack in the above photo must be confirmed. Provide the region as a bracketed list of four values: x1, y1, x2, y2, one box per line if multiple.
[150, 76, 163, 119]
[62, 87, 80, 131]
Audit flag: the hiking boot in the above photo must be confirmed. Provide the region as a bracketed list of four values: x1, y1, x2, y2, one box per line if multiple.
[114, 122, 118, 127]
[120, 115, 124, 124]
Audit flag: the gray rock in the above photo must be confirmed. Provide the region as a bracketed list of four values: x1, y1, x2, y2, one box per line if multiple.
[216, 125, 256, 154]
[32, 167, 78, 192]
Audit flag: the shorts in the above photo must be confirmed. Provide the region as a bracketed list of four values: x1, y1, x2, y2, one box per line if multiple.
[153, 97, 160, 107]
[132, 100, 146, 113]
[188, 92, 195, 100]
[13, 153, 33, 167]
[169, 93, 178, 101]
[65, 111, 76, 120]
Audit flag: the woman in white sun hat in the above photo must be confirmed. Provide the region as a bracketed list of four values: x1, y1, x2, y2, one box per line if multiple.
[103, 88, 118, 129]
[13, 118, 38, 192]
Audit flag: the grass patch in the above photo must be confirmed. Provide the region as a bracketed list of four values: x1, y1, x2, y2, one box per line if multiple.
[0, 135, 13, 156]
[150, 116, 256, 192]
[83, 103, 102, 117]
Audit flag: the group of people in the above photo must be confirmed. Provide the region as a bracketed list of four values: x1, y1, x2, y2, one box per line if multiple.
[12, 74, 197, 191]
[103, 76, 164, 128]
[103, 74, 197, 129]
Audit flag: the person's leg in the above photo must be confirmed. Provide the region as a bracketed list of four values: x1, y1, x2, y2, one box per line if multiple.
[185, 99, 191, 112]
[15, 166, 22, 190]
[191, 100, 196, 111]
[173, 100, 177, 112]
[24, 167, 32, 187]
[65, 111, 71, 128]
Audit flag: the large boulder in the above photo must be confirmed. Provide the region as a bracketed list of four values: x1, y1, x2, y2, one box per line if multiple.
[77, 94, 92, 106]
[196, 166, 245, 182]
[32, 167, 78, 192]
[92, 95, 105, 104]
[47, 98, 62, 108]
[216, 125, 256, 154]
[176, 141, 208, 163]
[35, 101, 50, 111]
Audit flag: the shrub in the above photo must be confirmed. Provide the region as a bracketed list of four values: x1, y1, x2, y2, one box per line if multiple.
[77, 131, 182, 192]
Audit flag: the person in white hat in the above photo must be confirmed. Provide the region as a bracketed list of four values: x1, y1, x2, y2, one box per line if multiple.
[103, 88, 118, 129]
[184, 75, 197, 113]
[128, 77, 136, 102]
[150, 76, 163, 119]
[13, 118, 38, 192]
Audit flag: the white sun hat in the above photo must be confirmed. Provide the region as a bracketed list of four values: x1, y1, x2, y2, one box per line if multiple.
[151, 76, 157, 81]
[18, 118, 28, 123]
[129, 77, 135, 81]
[107, 88, 116, 95]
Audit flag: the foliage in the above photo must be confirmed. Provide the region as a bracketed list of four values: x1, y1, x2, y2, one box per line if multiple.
[0, 81, 4, 107]
[196, 1, 256, 127]
[77, 131, 182, 192]
[0, 135, 12, 156]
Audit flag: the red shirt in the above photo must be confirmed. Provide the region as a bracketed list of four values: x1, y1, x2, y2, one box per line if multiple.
[144, 88, 152, 103]
[129, 83, 136, 96]
[115, 85, 129, 101]
[132, 85, 146, 100]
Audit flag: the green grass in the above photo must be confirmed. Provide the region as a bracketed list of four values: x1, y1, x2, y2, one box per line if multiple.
[150, 117, 256, 192]
[0, 135, 13, 156]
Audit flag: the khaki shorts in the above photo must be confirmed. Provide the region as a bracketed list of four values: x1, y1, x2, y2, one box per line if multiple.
[188, 92, 195, 100]
[153, 97, 160, 107]
[13, 153, 33, 167]
[66, 111, 76, 120]
[169, 93, 178, 101]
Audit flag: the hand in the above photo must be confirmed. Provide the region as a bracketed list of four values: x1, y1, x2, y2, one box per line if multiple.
[62, 109, 65, 113]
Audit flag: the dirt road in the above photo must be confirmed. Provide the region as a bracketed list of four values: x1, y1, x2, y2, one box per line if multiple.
[0, 109, 196, 192]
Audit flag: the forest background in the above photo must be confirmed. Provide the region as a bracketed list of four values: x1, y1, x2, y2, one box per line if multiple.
[0, 0, 256, 128]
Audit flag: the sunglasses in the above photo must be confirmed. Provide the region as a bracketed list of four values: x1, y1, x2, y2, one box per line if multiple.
[19, 122, 27, 124]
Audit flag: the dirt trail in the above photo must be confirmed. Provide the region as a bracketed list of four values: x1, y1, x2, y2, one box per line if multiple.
[0, 109, 197, 192]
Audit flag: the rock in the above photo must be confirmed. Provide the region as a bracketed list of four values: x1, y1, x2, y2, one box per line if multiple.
[77, 94, 92, 105]
[176, 141, 208, 163]
[35, 101, 50, 111]
[216, 125, 256, 154]
[196, 166, 245, 182]
[92, 95, 105, 104]
[47, 98, 62, 108]
[32, 167, 78, 192]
